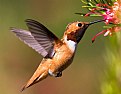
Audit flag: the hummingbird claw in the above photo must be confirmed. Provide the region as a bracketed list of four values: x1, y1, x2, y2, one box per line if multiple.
[55, 72, 62, 77]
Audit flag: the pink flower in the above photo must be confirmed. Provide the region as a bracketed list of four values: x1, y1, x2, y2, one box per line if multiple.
[84, 1, 121, 42]
[85, 2, 120, 24]
[80, 0, 121, 42]
[102, 1, 121, 24]
[92, 26, 121, 43]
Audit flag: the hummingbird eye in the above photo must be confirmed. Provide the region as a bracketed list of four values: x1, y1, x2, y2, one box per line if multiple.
[77, 23, 82, 27]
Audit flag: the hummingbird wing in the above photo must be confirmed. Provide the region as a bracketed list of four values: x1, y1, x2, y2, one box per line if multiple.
[25, 19, 61, 58]
[10, 28, 50, 57]
[11, 19, 61, 58]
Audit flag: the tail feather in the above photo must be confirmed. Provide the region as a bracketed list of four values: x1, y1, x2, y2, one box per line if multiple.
[21, 63, 49, 91]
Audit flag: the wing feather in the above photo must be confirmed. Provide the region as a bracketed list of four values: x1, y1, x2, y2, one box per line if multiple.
[25, 19, 61, 58]
[10, 28, 48, 57]
[10, 19, 62, 58]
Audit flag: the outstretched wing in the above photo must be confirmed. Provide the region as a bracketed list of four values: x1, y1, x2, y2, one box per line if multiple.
[10, 19, 61, 58]
[10, 28, 50, 57]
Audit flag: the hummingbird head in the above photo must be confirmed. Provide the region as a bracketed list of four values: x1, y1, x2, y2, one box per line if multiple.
[63, 20, 104, 43]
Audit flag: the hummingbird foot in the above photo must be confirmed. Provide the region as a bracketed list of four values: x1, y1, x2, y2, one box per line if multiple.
[55, 72, 62, 77]
[48, 69, 62, 77]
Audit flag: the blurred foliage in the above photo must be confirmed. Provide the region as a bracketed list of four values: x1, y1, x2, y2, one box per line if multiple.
[0, 0, 106, 94]
[101, 32, 121, 94]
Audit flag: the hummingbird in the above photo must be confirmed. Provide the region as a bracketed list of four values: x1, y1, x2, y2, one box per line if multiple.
[10, 19, 103, 91]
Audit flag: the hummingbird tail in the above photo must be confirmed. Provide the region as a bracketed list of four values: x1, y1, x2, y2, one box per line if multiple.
[21, 63, 49, 92]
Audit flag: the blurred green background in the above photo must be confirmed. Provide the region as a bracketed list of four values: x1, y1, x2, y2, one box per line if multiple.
[0, 0, 106, 94]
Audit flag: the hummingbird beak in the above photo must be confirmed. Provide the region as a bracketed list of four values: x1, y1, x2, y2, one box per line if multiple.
[87, 19, 105, 25]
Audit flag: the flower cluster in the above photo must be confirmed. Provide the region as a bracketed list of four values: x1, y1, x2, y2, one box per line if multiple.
[77, 0, 121, 42]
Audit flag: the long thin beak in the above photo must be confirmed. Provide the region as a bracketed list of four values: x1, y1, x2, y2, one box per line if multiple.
[87, 19, 105, 25]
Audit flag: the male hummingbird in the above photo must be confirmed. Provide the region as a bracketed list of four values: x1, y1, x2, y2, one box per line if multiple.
[10, 19, 103, 91]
